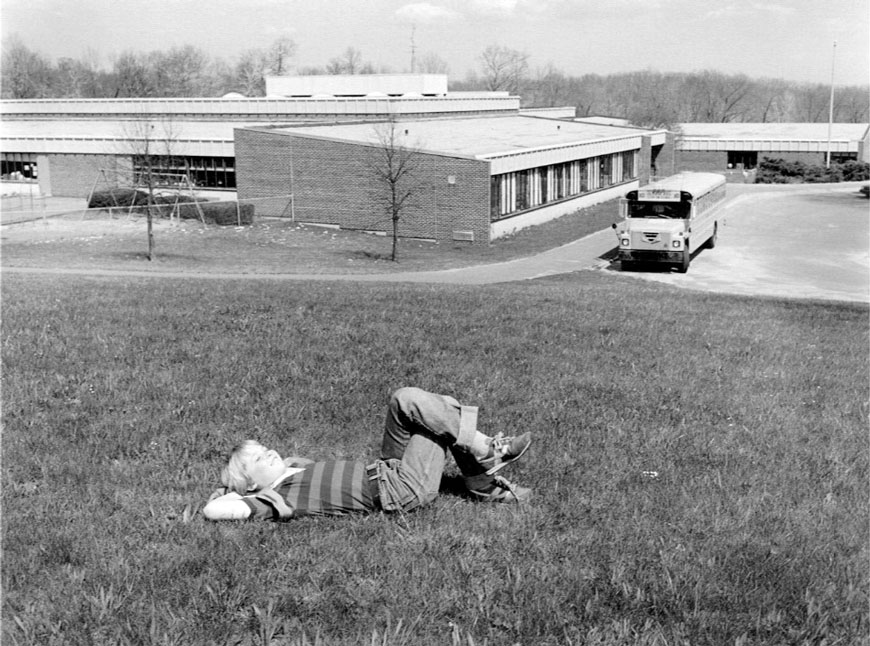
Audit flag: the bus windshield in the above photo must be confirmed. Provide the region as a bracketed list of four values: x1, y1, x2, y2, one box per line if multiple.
[627, 201, 690, 219]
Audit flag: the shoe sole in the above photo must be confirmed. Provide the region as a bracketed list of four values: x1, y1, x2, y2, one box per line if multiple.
[468, 486, 532, 504]
[485, 437, 531, 476]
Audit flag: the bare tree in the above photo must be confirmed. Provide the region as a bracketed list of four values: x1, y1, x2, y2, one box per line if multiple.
[121, 118, 180, 260]
[265, 36, 297, 75]
[55, 57, 96, 98]
[417, 52, 449, 74]
[326, 47, 375, 75]
[229, 37, 297, 95]
[1, 37, 54, 98]
[479, 45, 529, 95]
[150, 45, 211, 97]
[366, 120, 423, 262]
[112, 51, 155, 97]
[232, 49, 269, 96]
[792, 83, 831, 122]
[836, 86, 870, 123]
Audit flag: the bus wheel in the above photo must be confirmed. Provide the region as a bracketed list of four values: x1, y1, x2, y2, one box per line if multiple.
[678, 246, 690, 273]
[707, 223, 718, 249]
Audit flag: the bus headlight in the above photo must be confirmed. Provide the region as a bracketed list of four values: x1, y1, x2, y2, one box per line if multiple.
[621, 238, 630, 247]
[672, 240, 682, 248]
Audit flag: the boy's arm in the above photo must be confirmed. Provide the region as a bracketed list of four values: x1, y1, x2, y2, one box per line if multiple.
[203, 492, 252, 521]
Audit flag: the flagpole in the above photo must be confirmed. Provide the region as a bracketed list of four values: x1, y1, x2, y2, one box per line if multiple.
[826, 41, 836, 169]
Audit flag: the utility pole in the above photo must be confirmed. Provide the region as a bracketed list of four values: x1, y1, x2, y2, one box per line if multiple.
[826, 41, 836, 169]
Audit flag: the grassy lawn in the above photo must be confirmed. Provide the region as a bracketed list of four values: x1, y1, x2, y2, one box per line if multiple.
[2, 264, 867, 645]
[0, 199, 619, 275]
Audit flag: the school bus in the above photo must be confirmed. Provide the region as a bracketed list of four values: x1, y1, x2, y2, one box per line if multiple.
[612, 172, 727, 273]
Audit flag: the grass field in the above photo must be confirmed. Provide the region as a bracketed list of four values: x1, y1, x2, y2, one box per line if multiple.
[2, 262, 867, 645]
[0, 198, 620, 275]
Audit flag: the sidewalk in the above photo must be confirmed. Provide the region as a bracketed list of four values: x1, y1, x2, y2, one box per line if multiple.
[1, 194, 88, 225]
[346, 228, 617, 284]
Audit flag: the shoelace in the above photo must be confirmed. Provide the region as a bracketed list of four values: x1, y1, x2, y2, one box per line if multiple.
[489, 432, 509, 458]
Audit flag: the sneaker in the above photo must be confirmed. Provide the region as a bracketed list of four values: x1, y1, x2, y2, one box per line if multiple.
[467, 475, 532, 504]
[479, 432, 531, 475]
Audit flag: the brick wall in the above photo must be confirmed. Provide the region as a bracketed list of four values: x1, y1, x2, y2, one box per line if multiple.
[639, 136, 652, 185]
[236, 129, 492, 244]
[674, 150, 727, 174]
[46, 154, 132, 198]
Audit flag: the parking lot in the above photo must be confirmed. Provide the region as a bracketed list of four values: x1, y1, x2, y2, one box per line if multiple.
[611, 184, 869, 303]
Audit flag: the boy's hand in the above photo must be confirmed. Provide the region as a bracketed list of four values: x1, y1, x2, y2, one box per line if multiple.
[207, 487, 229, 502]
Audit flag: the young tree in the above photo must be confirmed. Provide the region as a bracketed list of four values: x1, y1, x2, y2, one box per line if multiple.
[367, 120, 423, 262]
[122, 118, 180, 260]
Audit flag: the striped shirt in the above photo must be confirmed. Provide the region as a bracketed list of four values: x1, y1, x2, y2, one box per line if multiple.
[242, 460, 376, 520]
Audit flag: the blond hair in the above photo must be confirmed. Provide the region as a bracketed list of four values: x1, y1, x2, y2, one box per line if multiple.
[221, 440, 265, 495]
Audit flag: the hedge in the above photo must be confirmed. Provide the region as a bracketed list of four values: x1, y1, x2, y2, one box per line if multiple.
[755, 158, 870, 184]
[87, 189, 254, 226]
[175, 201, 254, 226]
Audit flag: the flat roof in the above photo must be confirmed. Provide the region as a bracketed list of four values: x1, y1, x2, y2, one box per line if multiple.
[0, 119, 258, 141]
[678, 122, 869, 141]
[256, 115, 655, 159]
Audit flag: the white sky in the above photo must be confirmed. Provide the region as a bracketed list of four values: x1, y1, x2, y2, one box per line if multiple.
[2, 0, 868, 86]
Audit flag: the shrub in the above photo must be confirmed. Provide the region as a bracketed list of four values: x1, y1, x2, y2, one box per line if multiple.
[87, 188, 150, 208]
[756, 157, 870, 184]
[87, 190, 253, 225]
[176, 200, 254, 226]
[839, 161, 870, 182]
[88, 189, 198, 209]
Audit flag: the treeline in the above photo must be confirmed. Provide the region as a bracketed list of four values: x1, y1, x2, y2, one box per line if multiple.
[2, 37, 867, 127]
[511, 69, 869, 127]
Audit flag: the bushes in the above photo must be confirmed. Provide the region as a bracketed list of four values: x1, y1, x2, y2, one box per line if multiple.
[176, 200, 254, 226]
[87, 189, 254, 226]
[755, 157, 870, 184]
[87, 188, 153, 208]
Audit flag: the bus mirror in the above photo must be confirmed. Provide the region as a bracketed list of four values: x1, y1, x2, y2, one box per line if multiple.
[618, 198, 628, 219]
[611, 223, 617, 229]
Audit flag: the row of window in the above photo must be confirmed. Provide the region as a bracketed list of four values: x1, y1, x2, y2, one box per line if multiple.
[1, 153, 38, 180]
[726, 151, 858, 170]
[694, 184, 727, 216]
[490, 150, 638, 221]
[132, 156, 236, 189]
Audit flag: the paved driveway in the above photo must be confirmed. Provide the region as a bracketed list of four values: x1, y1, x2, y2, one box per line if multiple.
[613, 184, 869, 304]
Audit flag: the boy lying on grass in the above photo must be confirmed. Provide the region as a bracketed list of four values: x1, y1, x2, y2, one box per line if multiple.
[203, 387, 532, 521]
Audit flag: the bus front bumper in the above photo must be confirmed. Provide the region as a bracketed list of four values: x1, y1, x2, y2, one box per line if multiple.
[617, 249, 684, 263]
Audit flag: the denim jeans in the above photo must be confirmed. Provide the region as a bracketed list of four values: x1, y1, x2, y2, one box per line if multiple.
[372, 387, 480, 512]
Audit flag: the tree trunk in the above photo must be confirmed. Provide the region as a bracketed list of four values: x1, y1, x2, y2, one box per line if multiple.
[147, 209, 154, 261]
[391, 215, 398, 262]
[146, 184, 155, 261]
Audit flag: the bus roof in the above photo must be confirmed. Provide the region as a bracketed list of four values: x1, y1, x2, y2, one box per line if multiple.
[639, 172, 726, 197]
